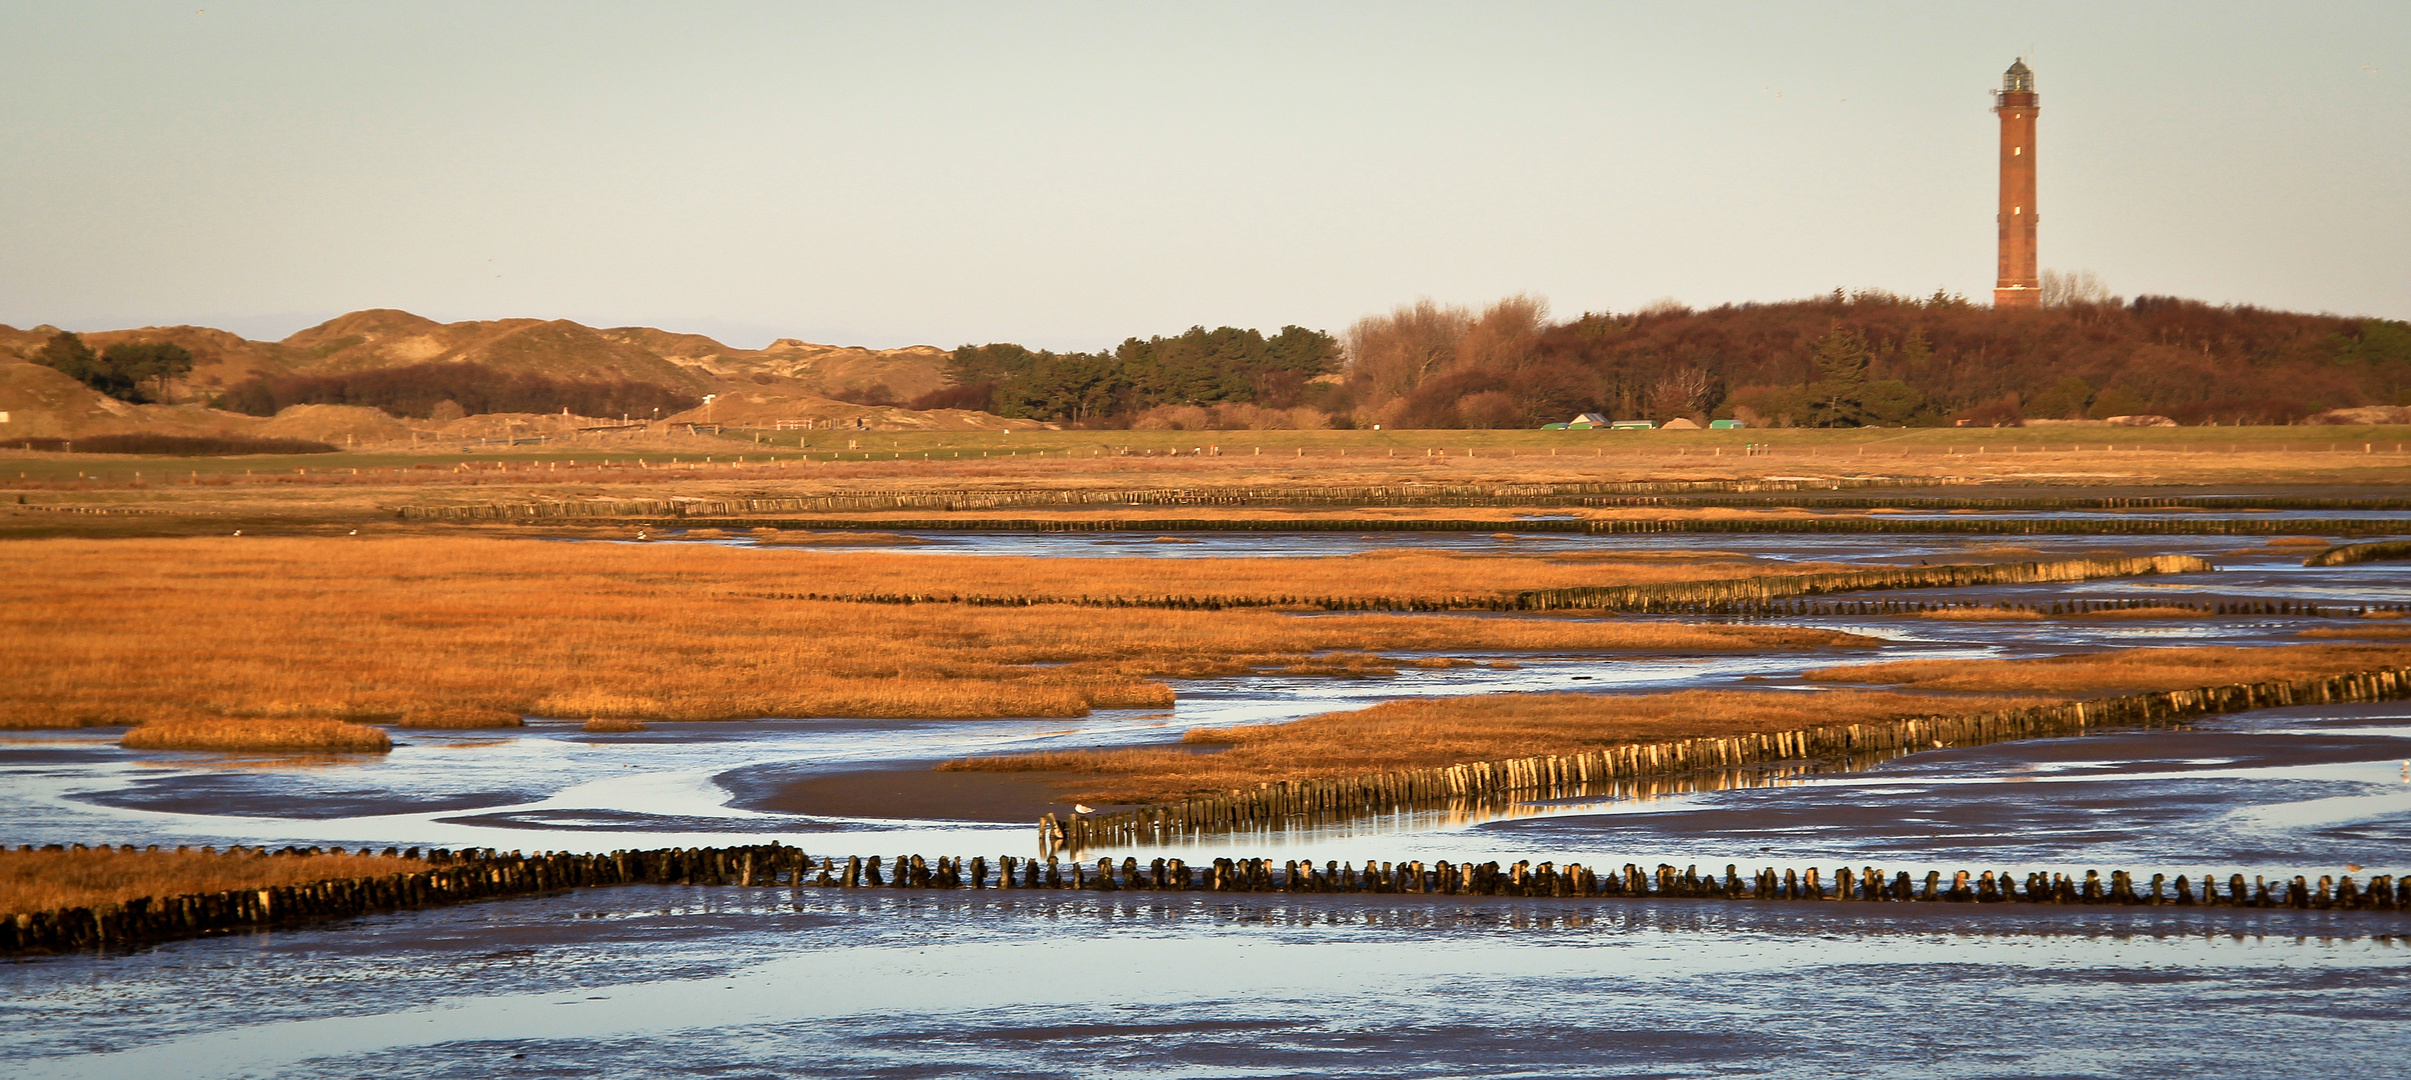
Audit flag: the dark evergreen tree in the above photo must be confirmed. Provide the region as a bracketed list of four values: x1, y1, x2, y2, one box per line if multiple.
[1806, 324, 1872, 426]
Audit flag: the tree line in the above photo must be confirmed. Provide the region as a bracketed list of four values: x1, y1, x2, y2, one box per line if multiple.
[1312, 290, 2411, 428]
[923, 325, 1343, 424]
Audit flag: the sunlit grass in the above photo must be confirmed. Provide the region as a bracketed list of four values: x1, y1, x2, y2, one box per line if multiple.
[1, 846, 417, 915]
[2, 537, 1873, 728]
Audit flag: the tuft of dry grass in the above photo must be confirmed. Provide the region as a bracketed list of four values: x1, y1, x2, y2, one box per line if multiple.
[1804, 644, 2411, 693]
[1, 846, 418, 915]
[941, 689, 2052, 804]
[2071, 606, 2209, 621]
[582, 716, 649, 732]
[2, 537, 1874, 727]
[1922, 604, 2206, 623]
[1919, 607, 2045, 622]
[398, 705, 523, 729]
[743, 528, 930, 546]
[120, 718, 392, 753]
[2298, 625, 2411, 641]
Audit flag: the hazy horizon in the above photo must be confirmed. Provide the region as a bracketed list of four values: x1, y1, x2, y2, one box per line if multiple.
[4, 1, 2406, 351]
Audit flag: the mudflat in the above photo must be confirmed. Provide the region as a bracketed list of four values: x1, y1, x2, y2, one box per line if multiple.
[759, 767, 1105, 823]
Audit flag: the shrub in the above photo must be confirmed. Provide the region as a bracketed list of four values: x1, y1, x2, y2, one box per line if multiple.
[70, 433, 338, 456]
[214, 362, 699, 420]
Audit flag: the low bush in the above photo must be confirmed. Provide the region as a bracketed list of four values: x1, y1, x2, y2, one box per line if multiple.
[214, 361, 698, 420]
[6, 434, 337, 455]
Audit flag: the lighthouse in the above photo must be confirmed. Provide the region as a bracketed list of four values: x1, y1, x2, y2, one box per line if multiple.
[1993, 59, 2040, 308]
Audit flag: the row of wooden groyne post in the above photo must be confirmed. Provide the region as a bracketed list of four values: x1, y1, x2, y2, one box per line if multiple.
[389, 479, 1956, 521]
[1045, 666, 2411, 850]
[693, 516, 2400, 538]
[763, 554, 2215, 616]
[389, 483, 2411, 522]
[9, 843, 2406, 954]
[402, 504, 2406, 540]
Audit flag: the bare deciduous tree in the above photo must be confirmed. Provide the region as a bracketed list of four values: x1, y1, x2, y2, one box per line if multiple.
[1344, 299, 1470, 400]
[2040, 269, 2111, 308]
[1456, 295, 1550, 371]
[1645, 365, 1713, 419]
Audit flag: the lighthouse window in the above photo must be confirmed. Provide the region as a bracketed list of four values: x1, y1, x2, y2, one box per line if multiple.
[2014, 146, 2022, 156]
[2015, 207, 2023, 215]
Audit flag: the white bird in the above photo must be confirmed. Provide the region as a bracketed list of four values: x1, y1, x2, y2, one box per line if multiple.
[1073, 803, 1096, 815]
[232, 529, 241, 536]
[347, 529, 357, 536]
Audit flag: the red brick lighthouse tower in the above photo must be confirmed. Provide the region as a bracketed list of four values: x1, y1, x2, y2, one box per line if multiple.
[1993, 59, 2040, 308]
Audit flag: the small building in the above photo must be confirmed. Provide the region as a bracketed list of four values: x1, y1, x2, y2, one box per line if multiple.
[1610, 419, 1655, 430]
[1540, 422, 1569, 430]
[1709, 419, 1743, 430]
[1567, 412, 1609, 429]
[1659, 417, 1701, 430]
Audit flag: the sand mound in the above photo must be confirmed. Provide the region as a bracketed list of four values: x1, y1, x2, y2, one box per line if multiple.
[0, 362, 145, 439]
[2, 359, 313, 444]
[258, 404, 415, 445]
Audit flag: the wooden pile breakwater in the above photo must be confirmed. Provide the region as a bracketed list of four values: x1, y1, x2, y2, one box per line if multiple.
[1511, 554, 2209, 612]
[756, 554, 2214, 616]
[391, 478, 1952, 521]
[1, 842, 801, 955]
[1043, 666, 2411, 851]
[673, 516, 2396, 538]
[2305, 538, 2411, 567]
[390, 483, 2411, 522]
[402, 501, 2403, 539]
[8, 844, 2404, 954]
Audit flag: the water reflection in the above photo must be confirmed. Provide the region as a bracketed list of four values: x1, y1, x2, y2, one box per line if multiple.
[5, 887, 2407, 1080]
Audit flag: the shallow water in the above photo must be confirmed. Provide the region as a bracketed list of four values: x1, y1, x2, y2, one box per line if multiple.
[668, 527, 2402, 562]
[9, 534, 2411, 1073]
[5, 888, 2407, 1079]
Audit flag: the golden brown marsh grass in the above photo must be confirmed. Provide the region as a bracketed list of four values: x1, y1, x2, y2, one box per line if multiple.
[119, 718, 392, 753]
[1918, 607, 2047, 622]
[582, 716, 649, 732]
[1920, 604, 2206, 624]
[2299, 625, 2411, 641]
[1804, 644, 2411, 693]
[940, 690, 2049, 804]
[2, 537, 1874, 727]
[708, 545, 1868, 603]
[397, 705, 523, 729]
[1, 847, 418, 914]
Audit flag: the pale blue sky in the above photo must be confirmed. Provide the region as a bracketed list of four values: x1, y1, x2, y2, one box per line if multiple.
[3, 1, 2404, 349]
